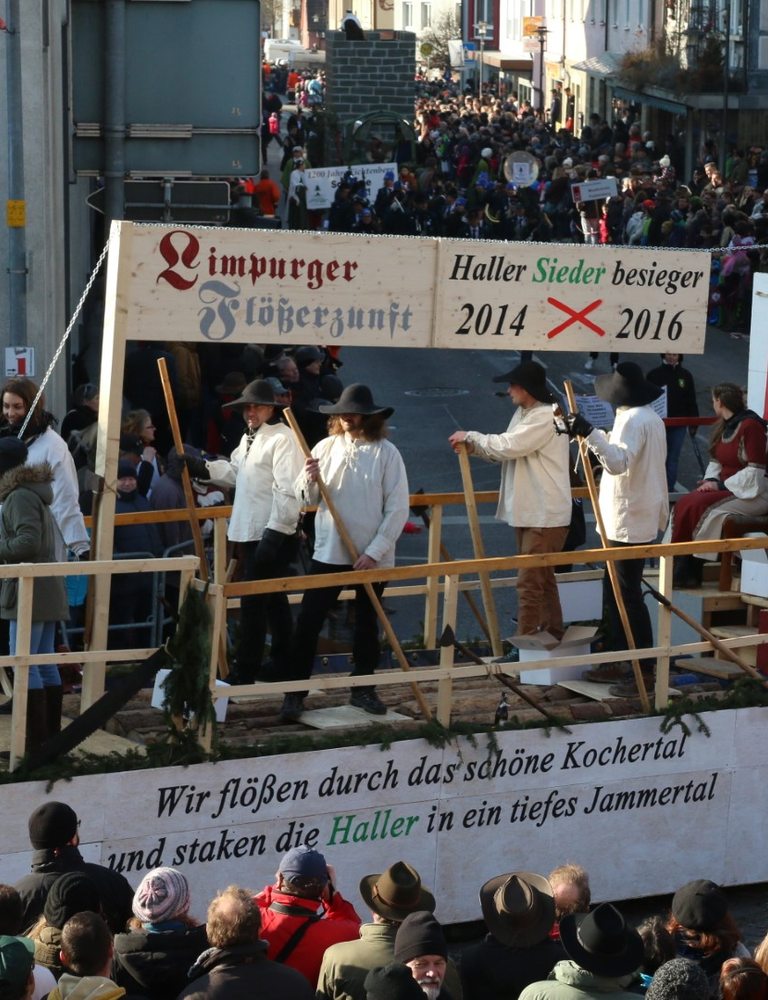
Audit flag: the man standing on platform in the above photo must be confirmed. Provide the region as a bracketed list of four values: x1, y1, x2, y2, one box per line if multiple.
[281, 384, 409, 721]
[448, 361, 572, 639]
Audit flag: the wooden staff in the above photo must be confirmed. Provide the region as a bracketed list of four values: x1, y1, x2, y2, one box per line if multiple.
[643, 580, 768, 687]
[456, 445, 503, 656]
[411, 488, 491, 642]
[82, 474, 104, 650]
[158, 360, 231, 681]
[284, 408, 433, 722]
[564, 380, 650, 712]
[158, 358, 209, 583]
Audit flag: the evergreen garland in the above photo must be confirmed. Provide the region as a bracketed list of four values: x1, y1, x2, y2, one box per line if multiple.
[161, 585, 216, 736]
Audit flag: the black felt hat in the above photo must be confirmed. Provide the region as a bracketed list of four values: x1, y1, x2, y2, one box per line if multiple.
[227, 379, 285, 410]
[319, 383, 393, 419]
[594, 362, 663, 408]
[560, 902, 644, 977]
[671, 879, 728, 931]
[492, 361, 552, 403]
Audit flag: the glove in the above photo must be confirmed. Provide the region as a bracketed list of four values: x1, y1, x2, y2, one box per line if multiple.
[180, 453, 210, 481]
[77, 549, 90, 562]
[565, 412, 594, 440]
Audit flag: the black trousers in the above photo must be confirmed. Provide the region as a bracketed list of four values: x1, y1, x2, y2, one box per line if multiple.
[603, 540, 654, 669]
[239, 533, 298, 680]
[287, 559, 384, 697]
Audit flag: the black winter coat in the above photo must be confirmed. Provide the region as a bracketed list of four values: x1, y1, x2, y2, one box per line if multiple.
[175, 942, 314, 1000]
[113, 924, 209, 1000]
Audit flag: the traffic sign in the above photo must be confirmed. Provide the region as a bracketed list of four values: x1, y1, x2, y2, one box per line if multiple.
[420, 41, 434, 57]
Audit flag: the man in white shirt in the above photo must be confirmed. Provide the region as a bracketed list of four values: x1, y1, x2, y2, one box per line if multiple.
[281, 384, 409, 720]
[565, 363, 668, 693]
[182, 380, 303, 683]
[449, 361, 572, 640]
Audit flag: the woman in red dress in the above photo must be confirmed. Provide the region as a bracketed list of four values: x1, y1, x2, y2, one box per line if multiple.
[672, 382, 768, 587]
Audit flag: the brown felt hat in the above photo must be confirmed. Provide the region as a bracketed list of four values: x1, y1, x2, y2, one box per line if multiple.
[360, 862, 435, 921]
[479, 871, 555, 947]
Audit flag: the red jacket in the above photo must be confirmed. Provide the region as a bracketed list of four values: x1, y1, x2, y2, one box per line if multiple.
[254, 885, 361, 986]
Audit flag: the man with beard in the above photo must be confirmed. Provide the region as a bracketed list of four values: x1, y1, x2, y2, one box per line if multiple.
[394, 913, 451, 1000]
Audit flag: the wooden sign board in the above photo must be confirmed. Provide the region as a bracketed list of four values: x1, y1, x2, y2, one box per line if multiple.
[106, 222, 708, 355]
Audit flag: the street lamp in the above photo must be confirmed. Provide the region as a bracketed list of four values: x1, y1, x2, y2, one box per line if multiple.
[535, 23, 548, 115]
[474, 21, 488, 96]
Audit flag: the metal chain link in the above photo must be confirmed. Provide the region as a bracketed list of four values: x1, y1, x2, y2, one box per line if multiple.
[17, 235, 113, 439]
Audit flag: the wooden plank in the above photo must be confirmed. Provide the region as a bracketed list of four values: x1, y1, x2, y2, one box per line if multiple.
[297, 705, 412, 730]
[559, 679, 683, 702]
[684, 657, 747, 680]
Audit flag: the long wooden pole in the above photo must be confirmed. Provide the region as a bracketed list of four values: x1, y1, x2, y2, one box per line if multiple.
[456, 445, 503, 656]
[564, 380, 650, 712]
[284, 409, 433, 723]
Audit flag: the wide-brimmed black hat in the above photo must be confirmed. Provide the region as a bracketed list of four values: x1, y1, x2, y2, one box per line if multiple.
[671, 879, 728, 931]
[560, 902, 644, 977]
[319, 383, 393, 419]
[594, 362, 663, 408]
[479, 871, 555, 947]
[226, 379, 285, 411]
[492, 361, 552, 403]
[360, 862, 436, 921]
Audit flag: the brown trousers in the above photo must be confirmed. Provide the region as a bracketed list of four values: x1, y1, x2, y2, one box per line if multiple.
[514, 525, 569, 637]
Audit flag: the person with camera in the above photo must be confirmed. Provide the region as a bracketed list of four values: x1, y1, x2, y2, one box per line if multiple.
[254, 846, 361, 986]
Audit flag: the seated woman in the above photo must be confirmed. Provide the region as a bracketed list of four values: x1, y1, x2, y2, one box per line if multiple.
[672, 381, 768, 587]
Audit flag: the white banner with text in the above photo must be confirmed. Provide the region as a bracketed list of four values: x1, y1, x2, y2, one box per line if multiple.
[2, 709, 766, 923]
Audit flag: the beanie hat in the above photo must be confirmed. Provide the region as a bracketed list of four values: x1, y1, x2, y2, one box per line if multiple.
[0, 438, 27, 477]
[132, 867, 190, 923]
[646, 959, 710, 1000]
[117, 459, 138, 479]
[279, 846, 329, 884]
[28, 802, 78, 850]
[394, 912, 447, 964]
[44, 872, 100, 929]
[365, 963, 428, 1000]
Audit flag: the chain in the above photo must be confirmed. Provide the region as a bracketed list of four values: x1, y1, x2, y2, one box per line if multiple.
[17, 236, 112, 440]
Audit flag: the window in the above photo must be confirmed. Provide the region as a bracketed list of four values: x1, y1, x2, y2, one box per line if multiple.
[421, 1, 431, 27]
[403, 0, 413, 27]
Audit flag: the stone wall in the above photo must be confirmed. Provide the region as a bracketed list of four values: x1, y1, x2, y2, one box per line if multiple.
[325, 30, 416, 125]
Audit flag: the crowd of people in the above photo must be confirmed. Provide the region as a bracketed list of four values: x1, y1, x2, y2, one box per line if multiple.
[263, 82, 767, 333]
[2, 800, 768, 1000]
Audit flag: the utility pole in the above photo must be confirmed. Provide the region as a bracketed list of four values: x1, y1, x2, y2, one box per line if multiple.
[535, 23, 549, 116]
[5, 0, 27, 346]
[474, 21, 487, 96]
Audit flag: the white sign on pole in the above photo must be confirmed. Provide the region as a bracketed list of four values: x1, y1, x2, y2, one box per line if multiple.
[1, 709, 763, 922]
[573, 394, 614, 428]
[108, 222, 709, 353]
[4, 347, 35, 377]
[511, 161, 532, 185]
[305, 163, 398, 211]
[570, 177, 619, 204]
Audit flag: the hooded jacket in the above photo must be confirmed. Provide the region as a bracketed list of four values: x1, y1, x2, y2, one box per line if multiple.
[0, 461, 70, 621]
[45, 973, 130, 1000]
[175, 940, 314, 1000]
[112, 923, 209, 1000]
[518, 960, 639, 1000]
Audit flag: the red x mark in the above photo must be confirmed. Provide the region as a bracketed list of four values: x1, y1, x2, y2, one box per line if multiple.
[546, 297, 604, 339]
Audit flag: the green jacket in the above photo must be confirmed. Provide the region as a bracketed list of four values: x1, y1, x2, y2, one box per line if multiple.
[316, 922, 463, 1000]
[0, 461, 70, 621]
[519, 961, 638, 1000]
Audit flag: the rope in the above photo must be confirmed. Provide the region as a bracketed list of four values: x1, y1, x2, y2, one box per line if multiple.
[17, 236, 113, 440]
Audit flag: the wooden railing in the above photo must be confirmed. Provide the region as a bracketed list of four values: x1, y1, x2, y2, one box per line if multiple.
[3, 490, 765, 767]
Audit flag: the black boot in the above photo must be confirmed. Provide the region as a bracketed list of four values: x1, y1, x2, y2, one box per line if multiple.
[44, 685, 63, 739]
[25, 688, 47, 755]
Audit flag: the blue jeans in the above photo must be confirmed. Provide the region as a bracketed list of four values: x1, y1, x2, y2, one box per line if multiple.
[9, 621, 61, 689]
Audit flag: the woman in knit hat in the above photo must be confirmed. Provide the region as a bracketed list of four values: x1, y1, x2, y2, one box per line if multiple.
[113, 867, 208, 1000]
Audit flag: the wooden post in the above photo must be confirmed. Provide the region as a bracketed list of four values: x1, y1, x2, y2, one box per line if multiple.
[436, 573, 459, 726]
[457, 445, 503, 656]
[284, 409, 433, 723]
[424, 501, 443, 648]
[9, 576, 33, 770]
[656, 555, 674, 710]
[564, 380, 651, 713]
